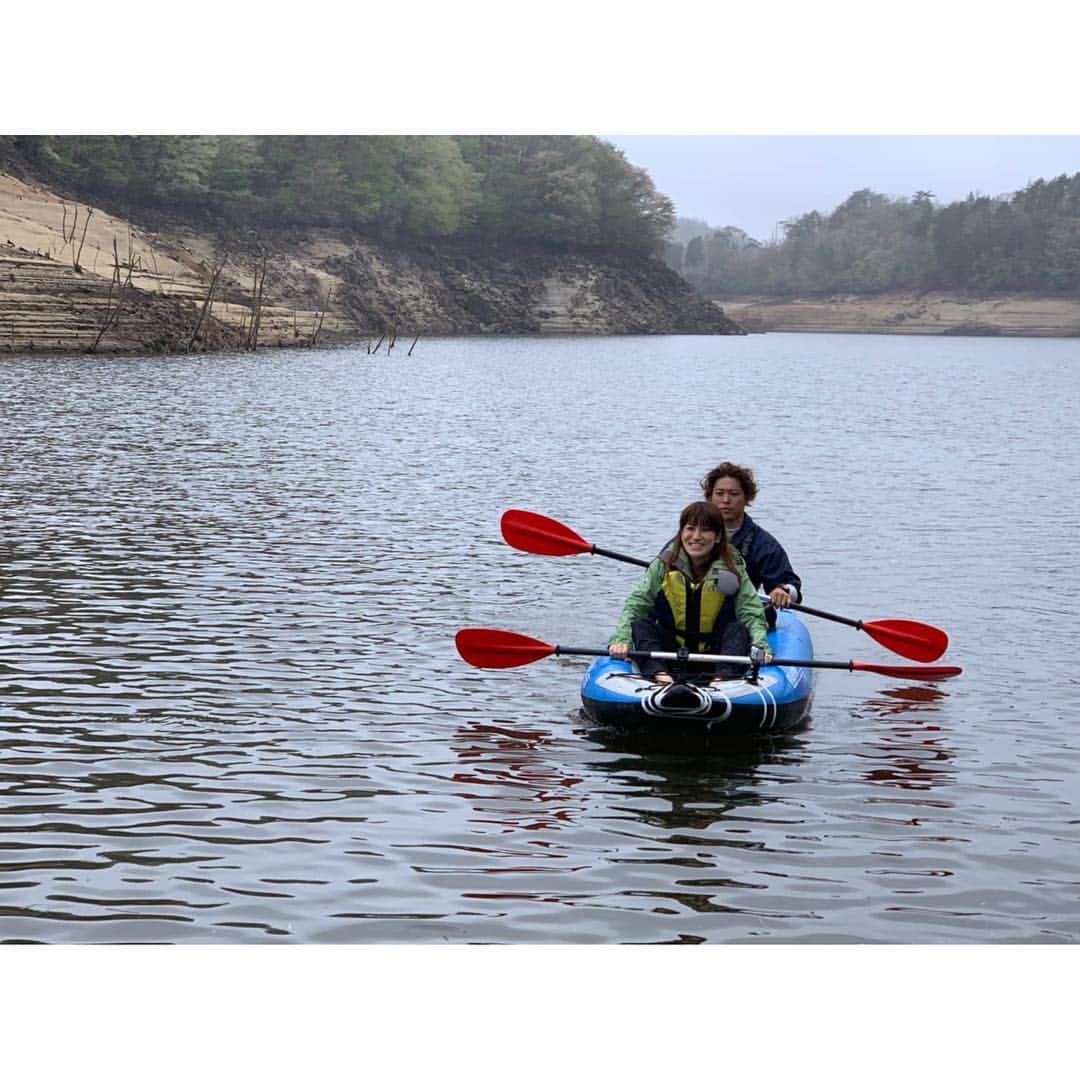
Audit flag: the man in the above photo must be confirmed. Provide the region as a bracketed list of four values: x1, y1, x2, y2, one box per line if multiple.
[701, 462, 802, 612]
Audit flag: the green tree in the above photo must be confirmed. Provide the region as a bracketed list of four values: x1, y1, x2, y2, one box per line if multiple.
[591, 139, 674, 251]
[205, 136, 262, 198]
[391, 136, 480, 236]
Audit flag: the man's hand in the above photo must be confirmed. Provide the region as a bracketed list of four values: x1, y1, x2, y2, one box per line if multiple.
[768, 586, 792, 608]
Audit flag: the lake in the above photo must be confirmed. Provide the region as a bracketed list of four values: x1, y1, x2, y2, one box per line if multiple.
[1, 332, 1078, 945]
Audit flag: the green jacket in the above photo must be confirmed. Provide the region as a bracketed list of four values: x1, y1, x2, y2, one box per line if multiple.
[610, 546, 769, 651]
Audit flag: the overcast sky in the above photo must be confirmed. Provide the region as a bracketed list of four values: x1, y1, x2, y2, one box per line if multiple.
[605, 136, 1080, 243]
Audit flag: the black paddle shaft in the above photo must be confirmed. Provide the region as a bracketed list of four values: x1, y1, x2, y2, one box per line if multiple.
[592, 545, 649, 568]
[788, 601, 861, 629]
[553, 645, 855, 673]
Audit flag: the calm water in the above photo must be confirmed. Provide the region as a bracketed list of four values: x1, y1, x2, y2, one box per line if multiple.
[0, 333, 1078, 944]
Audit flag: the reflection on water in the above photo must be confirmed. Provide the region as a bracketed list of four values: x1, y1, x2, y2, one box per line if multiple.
[576, 732, 823, 942]
[449, 720, 584, 833]
[867, 686, 949, 716]
[854, 687, 955, 792]
[583, 729, 803, 831]
[2, 335, 1080, 943]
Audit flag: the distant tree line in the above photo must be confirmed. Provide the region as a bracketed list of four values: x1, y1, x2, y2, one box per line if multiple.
[0, 135, 674, 254]
[665, 176, 1080, 296]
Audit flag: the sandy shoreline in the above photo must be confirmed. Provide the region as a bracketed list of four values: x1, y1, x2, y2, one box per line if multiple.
[719, 292, 1080, 337]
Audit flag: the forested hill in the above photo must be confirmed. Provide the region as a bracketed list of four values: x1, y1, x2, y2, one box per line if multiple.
[667, 175, 1080, 298]
[1, 137, 742, 354]
[0, 135, 674, 255]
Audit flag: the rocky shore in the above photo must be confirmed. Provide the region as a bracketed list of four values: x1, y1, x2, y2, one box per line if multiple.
[0, 173, 744, 355]
[720, 292, 1080, 337]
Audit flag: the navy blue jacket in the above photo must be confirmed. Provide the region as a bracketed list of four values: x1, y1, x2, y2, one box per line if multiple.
[729, 513, 802, 601]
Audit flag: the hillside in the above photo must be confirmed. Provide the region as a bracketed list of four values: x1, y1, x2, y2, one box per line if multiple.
[0, 172, 744, 355]
[667, 178, 1080, 337]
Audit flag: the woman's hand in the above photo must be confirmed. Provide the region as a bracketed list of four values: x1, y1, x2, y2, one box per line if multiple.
[608, 642, 630, 659]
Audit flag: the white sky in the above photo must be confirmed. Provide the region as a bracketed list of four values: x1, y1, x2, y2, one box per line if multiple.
[605, 135, 1080, 242]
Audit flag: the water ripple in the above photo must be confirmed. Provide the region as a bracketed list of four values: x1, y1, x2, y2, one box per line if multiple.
[1, 338, 1079, 942]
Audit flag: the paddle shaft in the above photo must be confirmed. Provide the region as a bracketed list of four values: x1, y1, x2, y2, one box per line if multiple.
[455, 629, 961, 678]
[554, 645, 942, 675]
[789, 602, 860, 628]
[556, 645, 749, 664]
[593, 545, 648, 568]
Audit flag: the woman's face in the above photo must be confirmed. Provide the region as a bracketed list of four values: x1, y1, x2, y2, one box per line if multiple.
[708, 476, 747, 526]
[680, 521, 717, 562]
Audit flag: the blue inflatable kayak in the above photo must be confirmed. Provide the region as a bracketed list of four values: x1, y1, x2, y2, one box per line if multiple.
[580, 609, 815, 739]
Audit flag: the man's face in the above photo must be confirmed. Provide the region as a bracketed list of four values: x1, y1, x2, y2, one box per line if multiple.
[708, 476, 746, 526]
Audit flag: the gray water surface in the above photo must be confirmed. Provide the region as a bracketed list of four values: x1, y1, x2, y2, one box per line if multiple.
[1, 333, 1077, 943]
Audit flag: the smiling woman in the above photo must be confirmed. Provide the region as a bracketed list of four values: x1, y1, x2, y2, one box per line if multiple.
[606, 500, 770, 685]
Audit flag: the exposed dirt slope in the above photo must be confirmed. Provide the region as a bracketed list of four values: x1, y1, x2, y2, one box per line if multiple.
[1, 172, 744, 355]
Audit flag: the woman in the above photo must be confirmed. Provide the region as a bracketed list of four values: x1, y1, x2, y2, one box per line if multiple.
[608, 501, 771, 686]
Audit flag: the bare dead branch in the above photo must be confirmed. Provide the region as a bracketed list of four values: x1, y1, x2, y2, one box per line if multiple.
[74, 208, 93, 272]
[89, 237, 123, 353]
[248, 249, 269, 351]
[188, 253, 228, 352]
[311, 285, 332, 346]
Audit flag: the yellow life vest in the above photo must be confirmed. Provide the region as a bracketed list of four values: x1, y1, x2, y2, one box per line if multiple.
[659, 567, 733, 651]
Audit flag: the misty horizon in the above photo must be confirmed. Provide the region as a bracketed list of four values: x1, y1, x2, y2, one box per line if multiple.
[606, 135, 1080, 243]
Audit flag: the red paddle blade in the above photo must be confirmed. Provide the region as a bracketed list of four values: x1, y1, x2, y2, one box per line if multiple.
[863, 619, 949, 662]
[455, 628, 556, 669]
[500, 509, 592, 558]
[852, 661, 962, 680]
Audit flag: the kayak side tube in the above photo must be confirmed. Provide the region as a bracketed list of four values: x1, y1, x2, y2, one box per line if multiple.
[580, 609, 815, 737]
